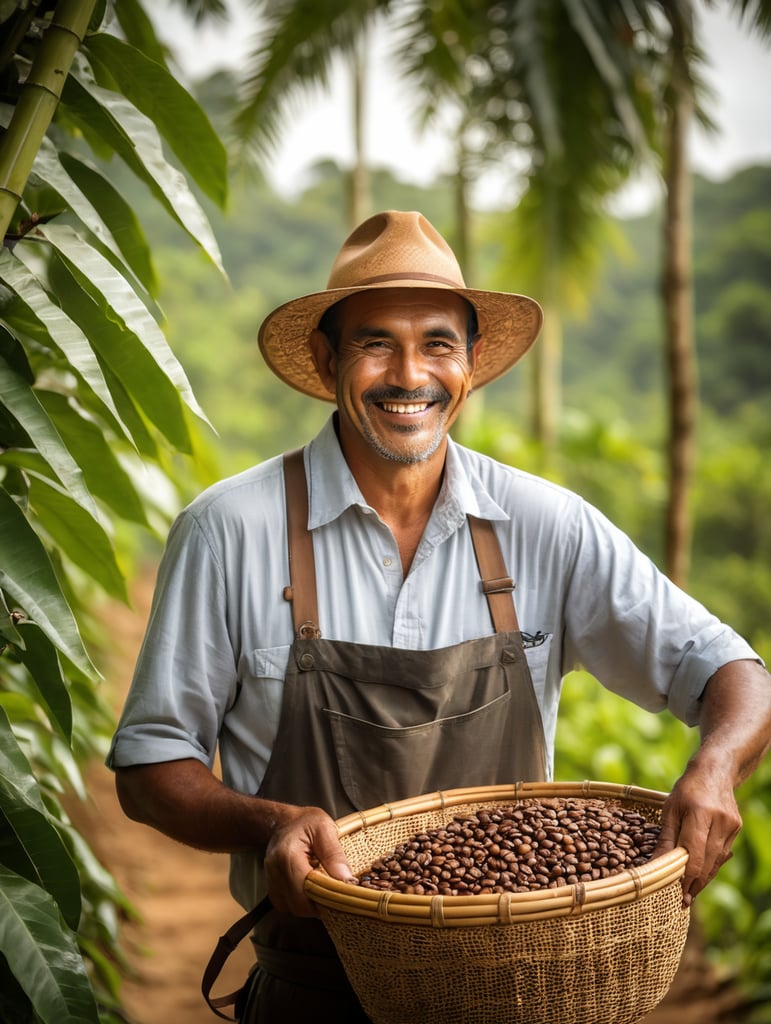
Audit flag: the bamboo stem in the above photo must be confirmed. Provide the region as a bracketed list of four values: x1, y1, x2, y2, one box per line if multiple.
[0, 0, 98, 241]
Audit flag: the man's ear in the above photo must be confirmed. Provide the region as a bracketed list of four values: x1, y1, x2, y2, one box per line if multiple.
[469, 334, 484, 389]
[309, 329, 337, 393]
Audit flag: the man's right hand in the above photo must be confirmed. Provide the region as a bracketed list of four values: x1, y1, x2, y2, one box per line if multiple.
[264, 804, 356, 916]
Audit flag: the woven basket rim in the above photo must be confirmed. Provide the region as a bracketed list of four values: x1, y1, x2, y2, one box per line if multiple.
[304, 780, 689, 926]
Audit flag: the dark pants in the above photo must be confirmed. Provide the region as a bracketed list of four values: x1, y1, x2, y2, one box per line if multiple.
[239, 962, 372, 1023]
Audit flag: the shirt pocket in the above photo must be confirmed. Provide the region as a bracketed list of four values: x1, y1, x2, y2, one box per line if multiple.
[245, 644, 292, 680]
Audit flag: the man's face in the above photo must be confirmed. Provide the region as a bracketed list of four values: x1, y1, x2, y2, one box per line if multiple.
[312, 288, 479, 466]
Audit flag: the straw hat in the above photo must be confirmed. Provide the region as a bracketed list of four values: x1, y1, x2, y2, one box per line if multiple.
[258, 210, 543, 401]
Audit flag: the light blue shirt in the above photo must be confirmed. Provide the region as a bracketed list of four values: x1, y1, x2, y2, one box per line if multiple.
[108, 415, 758, 906]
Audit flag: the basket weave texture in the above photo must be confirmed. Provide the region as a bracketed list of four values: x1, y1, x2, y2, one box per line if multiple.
[305, 782, 690, 1024]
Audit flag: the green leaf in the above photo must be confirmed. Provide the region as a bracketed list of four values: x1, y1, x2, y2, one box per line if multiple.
[36, 391, 149, 526]
[0, 707, 81, 928]
[61, 54, 225, 274]
[83, 33, 228, 208]
[0, 248, 130, 440]
[42, 248, 191, 453]
[34, 387, 148, 524]
[0, 866, 99, 1024]
[22, 132, 125, 262]
[0, 324, 34, 383]
[0, 357, 97, 518]
[44, 223, 208, 421]
[13, 621, 73, 743]
[113, 0, 171, 68]
[0, 487, 95, 679]
[59, 151, 157, 296]
[27, 473, 129, 603]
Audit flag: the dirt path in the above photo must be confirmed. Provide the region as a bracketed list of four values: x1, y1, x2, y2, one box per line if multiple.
[73, 570, 745, 1024]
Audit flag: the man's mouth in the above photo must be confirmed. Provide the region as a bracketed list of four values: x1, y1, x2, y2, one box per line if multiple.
[378, 401, 431, 414]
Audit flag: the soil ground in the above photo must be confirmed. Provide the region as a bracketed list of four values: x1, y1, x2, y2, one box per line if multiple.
[72, 570, 749, 1024]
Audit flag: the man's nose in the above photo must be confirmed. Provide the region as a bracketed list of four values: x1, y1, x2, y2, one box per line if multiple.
[384, 347, 429, 391]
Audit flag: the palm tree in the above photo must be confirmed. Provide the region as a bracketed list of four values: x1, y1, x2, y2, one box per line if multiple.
[656, 0, 771, 586]
[233, 0, 382, 229]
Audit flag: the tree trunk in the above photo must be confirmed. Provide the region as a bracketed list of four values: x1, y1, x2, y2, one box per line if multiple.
[529, 301, 561, 453]
[347, 35, 370, 230]
[661, 10, 696, 588]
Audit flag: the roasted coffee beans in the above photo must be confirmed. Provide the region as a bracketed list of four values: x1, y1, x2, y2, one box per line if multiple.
[356, 798, 661, 895]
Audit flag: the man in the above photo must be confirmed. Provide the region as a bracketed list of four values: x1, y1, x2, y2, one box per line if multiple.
[108, 210, 771, 1022]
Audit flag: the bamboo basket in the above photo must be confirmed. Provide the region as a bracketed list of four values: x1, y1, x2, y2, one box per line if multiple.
[305, 781, 690, 1024]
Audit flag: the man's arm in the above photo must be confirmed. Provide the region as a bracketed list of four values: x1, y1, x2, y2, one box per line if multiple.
[655, 658, 771, 905]
[115, 760, 355, 915]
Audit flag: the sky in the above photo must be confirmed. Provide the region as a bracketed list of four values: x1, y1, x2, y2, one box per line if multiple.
[149, 1, 771, 215]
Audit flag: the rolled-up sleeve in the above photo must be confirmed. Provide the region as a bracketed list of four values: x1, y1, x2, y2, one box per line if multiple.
[562, 500, 761, 726]
[106, 508, 237, 770]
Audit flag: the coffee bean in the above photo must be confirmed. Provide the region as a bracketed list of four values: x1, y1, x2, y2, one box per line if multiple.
[356, 798, 661, 895]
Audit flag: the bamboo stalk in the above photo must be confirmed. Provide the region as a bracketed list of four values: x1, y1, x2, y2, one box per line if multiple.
[0, 0, 97, 241]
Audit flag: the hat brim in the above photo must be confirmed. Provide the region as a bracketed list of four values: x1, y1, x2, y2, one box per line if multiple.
[258, 279, 543, 402]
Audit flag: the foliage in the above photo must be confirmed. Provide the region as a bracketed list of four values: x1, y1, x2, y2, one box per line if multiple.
[0, 1, 227, 1020]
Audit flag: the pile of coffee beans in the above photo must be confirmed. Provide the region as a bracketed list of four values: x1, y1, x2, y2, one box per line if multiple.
[356, 798, 661, 896]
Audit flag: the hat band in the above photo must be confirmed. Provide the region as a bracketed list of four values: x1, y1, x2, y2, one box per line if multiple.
[344, 271, 464, 288]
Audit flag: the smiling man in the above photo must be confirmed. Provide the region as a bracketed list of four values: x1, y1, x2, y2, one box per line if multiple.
[107, 211, 771, 1023]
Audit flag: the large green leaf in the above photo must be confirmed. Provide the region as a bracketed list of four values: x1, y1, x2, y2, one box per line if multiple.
[0, 708, 80, 927]
[83, 32, 228, 207]
[43, 240, 192, 452]
[58, 151, 157, 296]
[61, 54, 225, 274]
[0, 866, 99, 1024]
[0, 357, 97, 518]
[112, 0, 170, 67]
[15, 128, 124, 266]
[0, 488, 95, 679]
[27, 473, 128, 603]
[42, 223, 211, 426]
[0, 249, 130, 441]
[13, 621, 73, 743]
[36, 390, 149, 526]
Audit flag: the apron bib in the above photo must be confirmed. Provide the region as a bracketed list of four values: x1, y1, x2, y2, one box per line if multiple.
[243, 449, 548, 1021]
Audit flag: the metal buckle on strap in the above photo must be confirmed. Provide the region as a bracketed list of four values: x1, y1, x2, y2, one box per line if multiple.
[297, 621, 322, 640]
[481, 576, 516, 595]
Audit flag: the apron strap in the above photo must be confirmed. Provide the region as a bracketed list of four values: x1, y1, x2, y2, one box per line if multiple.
[282, 448, 322, 639]
[468, 515, 521, 634]
[201, 896, 272, 1020]
[282, 449, 520, 637]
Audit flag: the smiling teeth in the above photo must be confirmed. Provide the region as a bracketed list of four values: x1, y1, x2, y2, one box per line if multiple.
[381, 402, 429, 413]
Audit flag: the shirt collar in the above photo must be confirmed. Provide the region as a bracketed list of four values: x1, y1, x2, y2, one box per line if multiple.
[306, 414, 510, 531]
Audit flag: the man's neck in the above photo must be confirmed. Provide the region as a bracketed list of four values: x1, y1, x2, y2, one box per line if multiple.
[340, 433, 447, 574]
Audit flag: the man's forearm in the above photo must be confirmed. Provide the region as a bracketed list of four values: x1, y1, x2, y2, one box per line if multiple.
[114, 757, 355, 915]
[115, 757, 284, 853]
[691, 658, 771, 784]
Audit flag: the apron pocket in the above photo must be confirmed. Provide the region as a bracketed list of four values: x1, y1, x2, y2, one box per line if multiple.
[323, 690, 512, 811]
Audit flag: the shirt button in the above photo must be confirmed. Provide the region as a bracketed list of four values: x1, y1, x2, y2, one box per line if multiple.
[383, 556, 393, 567]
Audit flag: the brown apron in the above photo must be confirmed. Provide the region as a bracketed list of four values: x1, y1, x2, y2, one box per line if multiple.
[242, 449, 548, 1022]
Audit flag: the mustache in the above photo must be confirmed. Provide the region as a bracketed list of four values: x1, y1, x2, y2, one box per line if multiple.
[364, 385, 451, 405]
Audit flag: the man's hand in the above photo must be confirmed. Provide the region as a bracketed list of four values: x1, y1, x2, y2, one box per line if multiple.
[654, 767, 741, 907]
[264, 805, 356, 917]
[653, 658, 771, 906]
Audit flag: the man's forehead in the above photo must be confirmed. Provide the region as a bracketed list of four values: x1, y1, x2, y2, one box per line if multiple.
[337, 287, 472, 324]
